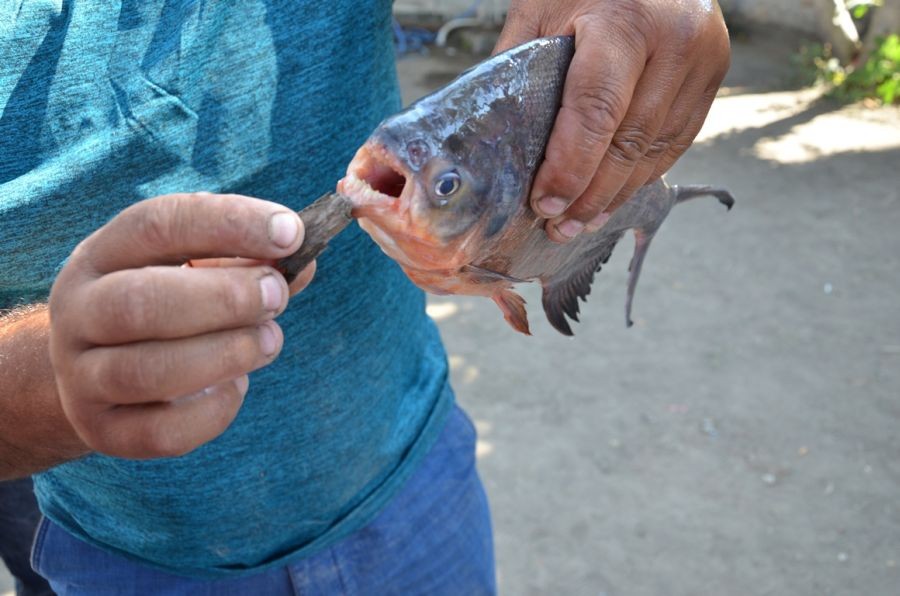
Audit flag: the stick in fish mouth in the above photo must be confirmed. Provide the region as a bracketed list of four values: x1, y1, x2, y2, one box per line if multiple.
[275, 192, 354, 284]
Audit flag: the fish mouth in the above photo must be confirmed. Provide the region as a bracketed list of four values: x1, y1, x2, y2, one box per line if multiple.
[339, 142, 409, 207]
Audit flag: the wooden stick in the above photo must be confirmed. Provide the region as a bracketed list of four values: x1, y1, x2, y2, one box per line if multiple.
[275, 192, 354, 283]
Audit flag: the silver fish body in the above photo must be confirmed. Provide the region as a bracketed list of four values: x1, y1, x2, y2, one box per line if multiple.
[339, 36, 734, 335]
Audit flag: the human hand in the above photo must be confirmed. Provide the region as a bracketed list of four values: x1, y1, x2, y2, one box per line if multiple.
[495, 0, 731, 242]
[48, 193, 314, 459]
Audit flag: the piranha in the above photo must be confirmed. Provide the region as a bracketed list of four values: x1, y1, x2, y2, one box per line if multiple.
[279, 36, 734, 336]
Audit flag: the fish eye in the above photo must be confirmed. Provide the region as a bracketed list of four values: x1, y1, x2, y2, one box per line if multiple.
[434, 171, 461, 199]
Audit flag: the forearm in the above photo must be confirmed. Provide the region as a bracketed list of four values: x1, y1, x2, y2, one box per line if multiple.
[0, 305, 89, 480]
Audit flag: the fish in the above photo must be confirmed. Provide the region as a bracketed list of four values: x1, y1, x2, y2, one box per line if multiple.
[279, 36, 734, 335]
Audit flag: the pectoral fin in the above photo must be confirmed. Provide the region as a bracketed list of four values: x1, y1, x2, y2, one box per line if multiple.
[461, 264, 526, 285]
[492, 289, 531, 335]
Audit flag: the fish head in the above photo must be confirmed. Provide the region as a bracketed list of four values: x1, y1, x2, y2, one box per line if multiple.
[338, 36, 575, 274]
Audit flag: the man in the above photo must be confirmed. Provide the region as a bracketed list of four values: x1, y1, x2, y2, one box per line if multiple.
[0, 0, 729, 593]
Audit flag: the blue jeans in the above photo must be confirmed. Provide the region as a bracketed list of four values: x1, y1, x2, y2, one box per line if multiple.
[0, 478, 54, 596]
[31, 406, 495, 595]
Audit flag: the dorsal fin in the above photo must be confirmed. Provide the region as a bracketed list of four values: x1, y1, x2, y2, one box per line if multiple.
[540, 234, 623, 336]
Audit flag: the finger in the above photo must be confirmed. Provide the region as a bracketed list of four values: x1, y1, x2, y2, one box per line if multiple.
[599, 73, 703, 218]
[529, 17, 647, 219]
[185, 257, 266, 269]
[80, 266, 288, 344]
[187, 257, 316, 296]
[651, 83, 723, 180]
[77, 193, 304, 274]
[584, 82, 719, 228]
[77, 321, 282, 405]
[607, 52, 728, 217]
[545, 57, 688, 242]
[287, 260, 316, 296]
[82, 376, 250, 459]
[492, 1, 543, 55]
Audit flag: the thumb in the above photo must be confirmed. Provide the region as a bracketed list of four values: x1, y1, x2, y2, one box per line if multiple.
[492, 2, 543, 55]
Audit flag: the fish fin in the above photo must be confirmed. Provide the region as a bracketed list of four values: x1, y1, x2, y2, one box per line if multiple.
[672, 185, 736, 211]
[492, 289, 531, 335]
[540, 237, 621, 336]
[461, 264, 526, 285]
[625, 228, 657, 328]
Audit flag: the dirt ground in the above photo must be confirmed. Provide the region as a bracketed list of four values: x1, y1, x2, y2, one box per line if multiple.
[3, 27, 898, 596]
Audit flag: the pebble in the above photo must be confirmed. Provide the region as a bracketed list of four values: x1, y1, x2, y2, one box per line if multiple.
[837, 552, 849, 563]
[761, 473, 777, 486]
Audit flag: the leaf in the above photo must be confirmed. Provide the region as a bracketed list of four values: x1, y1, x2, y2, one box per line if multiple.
[877, 76, 899, 105]
[879, 35, 900, 62]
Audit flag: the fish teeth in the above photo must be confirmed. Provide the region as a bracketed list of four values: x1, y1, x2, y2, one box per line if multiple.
[343, 174, 393, 205]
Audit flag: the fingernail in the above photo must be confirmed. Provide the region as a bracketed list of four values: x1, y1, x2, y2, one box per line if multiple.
[258, 321, 279, 356]
[556, 219, 585, 239]
[536, 197, 568, 217]
[259, 275, 283, 312]
[585, 212, 611, 231]
[268, 212, 301, 248]
[234, 375, 250, 394]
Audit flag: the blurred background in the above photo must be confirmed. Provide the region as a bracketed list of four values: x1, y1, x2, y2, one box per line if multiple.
[2, 1, 898, 595]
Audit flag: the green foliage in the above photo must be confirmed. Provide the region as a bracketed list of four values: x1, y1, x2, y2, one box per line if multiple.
[798, 34, 900, 105]
[847, 0, 882, 20]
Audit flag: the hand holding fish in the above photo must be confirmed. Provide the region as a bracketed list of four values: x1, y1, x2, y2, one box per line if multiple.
[495, 0, 731, 243]
[48, 193, 313, 458]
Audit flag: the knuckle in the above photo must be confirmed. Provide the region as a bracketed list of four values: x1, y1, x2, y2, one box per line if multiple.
[107, 275, 163, 336]
[608, 126, 654, 166]
[216, 274, 256, 321]
[669, 137, 694, 156]
[570, 88, 624, 144]
[221, 330, 261, 375]
[133, 200, 182, 253]
[645, 134, 676, 160]
[219, 200, 245, 236]
[73, 408, 121, 456]
[104, 349, 156, 397]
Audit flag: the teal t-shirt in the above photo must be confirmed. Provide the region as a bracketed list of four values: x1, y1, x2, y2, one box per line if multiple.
[0, 0, 453, 578]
